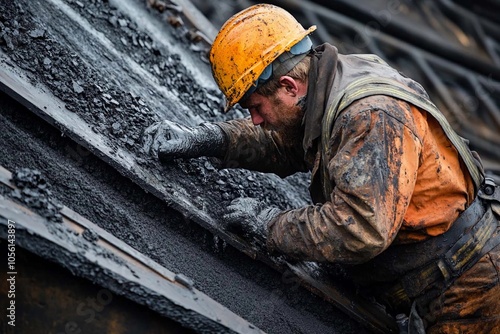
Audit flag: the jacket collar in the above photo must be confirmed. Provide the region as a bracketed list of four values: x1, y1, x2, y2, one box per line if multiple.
[302, 43, 338, 155]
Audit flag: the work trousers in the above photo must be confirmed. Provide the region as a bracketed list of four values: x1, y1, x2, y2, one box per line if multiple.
[423, 242, 500, 333]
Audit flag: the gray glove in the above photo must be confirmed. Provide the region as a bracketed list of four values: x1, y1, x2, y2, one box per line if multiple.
[222, 197, 281, 247]
[142, 120, 227, 162]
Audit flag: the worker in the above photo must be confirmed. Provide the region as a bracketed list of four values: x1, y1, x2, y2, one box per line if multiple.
[143, 4, 500, 333]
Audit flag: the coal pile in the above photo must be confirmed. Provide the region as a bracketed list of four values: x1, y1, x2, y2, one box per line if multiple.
[0, 0, 311, 217]
[10, 168, 63, 223]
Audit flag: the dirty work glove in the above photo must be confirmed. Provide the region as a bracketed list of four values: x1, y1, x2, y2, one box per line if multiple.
[142, 120, 228, 162]
[222, 197, 281, 247]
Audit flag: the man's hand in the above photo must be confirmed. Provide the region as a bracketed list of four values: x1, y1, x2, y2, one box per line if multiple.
[222, 197, 281, 248]
[142, 120, 227, 162]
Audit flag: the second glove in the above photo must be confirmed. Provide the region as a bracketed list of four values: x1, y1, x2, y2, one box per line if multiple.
[222, 197, 281, 247]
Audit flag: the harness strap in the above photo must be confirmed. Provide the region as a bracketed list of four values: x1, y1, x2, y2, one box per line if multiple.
[385, 180, 500, 309]
[321, 77, 484, 198]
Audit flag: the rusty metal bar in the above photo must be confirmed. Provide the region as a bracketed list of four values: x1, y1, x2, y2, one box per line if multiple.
[0, 242, 194, 334]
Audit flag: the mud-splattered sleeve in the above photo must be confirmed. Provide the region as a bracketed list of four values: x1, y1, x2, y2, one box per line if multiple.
[267, 97, 422, 264]
[215, 117, 308, 177]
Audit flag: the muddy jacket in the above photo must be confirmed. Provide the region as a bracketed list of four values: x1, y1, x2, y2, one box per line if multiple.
[216, 43, 476, 267]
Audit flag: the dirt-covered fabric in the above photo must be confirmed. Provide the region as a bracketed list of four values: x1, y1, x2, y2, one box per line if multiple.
[265, 96, 473, 263]
[216, 117, 309, 177]
[424, 242, 500, 333]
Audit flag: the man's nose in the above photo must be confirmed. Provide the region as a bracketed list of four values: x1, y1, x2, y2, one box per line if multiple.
[249, 109, 264, 126]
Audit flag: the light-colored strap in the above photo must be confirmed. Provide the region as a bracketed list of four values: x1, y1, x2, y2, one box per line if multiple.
[320, 77, 483, 197]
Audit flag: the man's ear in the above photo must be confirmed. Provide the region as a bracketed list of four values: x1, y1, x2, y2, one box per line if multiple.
[279, 76, 299, 96]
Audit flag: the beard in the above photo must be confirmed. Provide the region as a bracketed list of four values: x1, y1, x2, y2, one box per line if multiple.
[263, 95, 306, 145]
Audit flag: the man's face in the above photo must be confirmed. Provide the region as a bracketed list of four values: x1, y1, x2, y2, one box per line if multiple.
[240, 79, 306, 138]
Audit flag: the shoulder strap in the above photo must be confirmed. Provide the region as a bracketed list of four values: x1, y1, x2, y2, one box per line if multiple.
[320, 77, 483, 197]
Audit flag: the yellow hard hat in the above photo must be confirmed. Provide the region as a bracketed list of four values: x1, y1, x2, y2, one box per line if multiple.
[209, 4, 316, 112]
